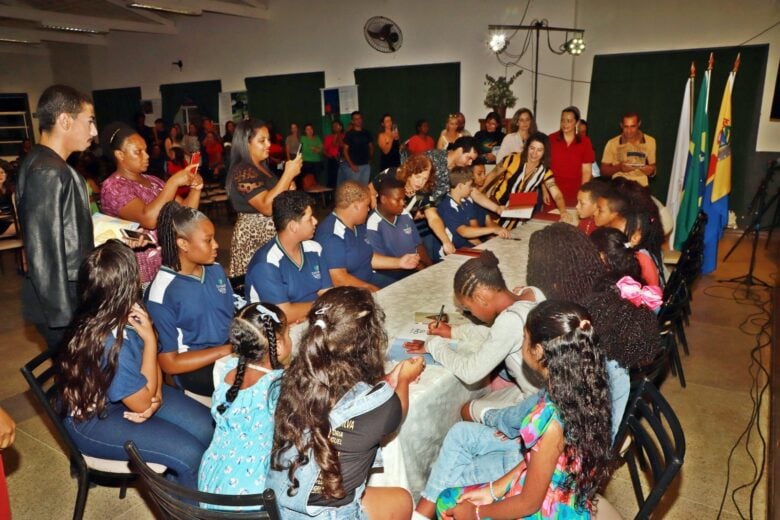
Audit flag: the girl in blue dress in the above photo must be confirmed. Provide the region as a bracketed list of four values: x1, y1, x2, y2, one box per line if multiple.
[198, 302, 291, 502]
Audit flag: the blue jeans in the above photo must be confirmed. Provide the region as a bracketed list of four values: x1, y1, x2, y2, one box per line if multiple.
[337, 161, 371, 186]
[64, 385, 214, 489]
[420, 421, 523, 502]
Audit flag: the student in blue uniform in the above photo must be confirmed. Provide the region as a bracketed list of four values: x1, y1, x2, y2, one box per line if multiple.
[366, 177, 433, 284]
[60, 240, 213, 490]
[145, 201, 234, 397]
[245, 191, 332, 323]
[437, 167, 509, 253]
[315, 180, 420, 292]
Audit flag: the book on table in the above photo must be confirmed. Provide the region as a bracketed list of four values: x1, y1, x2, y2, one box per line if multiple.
[500, 192, 538, 219]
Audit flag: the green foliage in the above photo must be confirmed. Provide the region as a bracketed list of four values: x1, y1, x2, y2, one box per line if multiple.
[483, 70, 523, 109]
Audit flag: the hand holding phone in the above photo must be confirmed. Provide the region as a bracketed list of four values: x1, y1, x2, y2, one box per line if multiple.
[189, 151, 201, 172]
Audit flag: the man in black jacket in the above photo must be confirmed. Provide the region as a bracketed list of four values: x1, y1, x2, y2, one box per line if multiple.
[17, 84, 97, 354]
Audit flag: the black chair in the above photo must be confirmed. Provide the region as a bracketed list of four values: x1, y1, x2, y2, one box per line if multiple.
[20, 350, 165, 520]
[125, 441, 281, 519]
[620, 379, 686, 519]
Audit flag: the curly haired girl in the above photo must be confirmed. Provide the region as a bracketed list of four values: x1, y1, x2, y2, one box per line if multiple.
[437, 301, 613, 520]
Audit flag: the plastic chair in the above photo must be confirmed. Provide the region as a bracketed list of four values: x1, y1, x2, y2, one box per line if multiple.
[20, 350, 166, 520]
[620, 379, 686, 519]
[125, 441, 281, 519]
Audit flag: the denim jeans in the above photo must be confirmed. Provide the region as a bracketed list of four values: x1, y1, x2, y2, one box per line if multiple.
[64, 385, 214, 489]
[337, 161, 371, 186]
[420, 421, 523, 502]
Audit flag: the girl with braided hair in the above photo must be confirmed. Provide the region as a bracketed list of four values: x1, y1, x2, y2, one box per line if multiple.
[406, 250, 545, 425]
[198, 302, 291, 503]
[145, 201, 234, 397]
[267, 286, 424, 519]
[60, 240, 213, 489]
[437, 301, 613, 520]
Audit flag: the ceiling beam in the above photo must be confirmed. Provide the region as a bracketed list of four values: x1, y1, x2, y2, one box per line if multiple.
[0, 5, 177, 35]
[127, 0, 269, 19]
[0, 27, 108, 46]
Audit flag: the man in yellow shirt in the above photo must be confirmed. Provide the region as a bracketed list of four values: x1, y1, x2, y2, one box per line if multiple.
[600, 112, 656, 187]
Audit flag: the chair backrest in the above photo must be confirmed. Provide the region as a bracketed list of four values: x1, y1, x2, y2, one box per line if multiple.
[622, 379, 686, 518]
[125, 441, 281, 520]
[19, 350, 88, 474]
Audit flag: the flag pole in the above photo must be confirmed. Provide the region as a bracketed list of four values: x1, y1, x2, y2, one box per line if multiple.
[689, 61, 696, 131]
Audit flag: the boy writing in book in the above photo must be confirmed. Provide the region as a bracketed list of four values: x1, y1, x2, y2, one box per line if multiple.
[366, 177, 433, 285]
[437, 167, 509, 253]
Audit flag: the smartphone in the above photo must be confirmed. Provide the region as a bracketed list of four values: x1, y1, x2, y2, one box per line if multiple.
[190, 151, 201, 171]
[296, 143, 302, 157]
[120, 228, 154, 242]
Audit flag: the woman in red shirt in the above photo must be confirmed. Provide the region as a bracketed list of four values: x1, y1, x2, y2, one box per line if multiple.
[323, 120, 344, 188]
[548, 106, 594, 207]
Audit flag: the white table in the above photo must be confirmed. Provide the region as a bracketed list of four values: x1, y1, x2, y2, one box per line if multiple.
[214, 219, 550, 497]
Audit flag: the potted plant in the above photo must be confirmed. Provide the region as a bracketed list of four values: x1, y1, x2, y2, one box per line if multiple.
[483, 70, 523, 120]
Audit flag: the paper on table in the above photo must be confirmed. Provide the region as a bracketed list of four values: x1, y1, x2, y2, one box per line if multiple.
[386, 338, 458, 366]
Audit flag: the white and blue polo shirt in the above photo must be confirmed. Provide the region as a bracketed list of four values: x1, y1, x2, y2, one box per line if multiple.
[245, 237, 332, 305]
[315, 212, 374, 284]
[145, 263, 234, 354]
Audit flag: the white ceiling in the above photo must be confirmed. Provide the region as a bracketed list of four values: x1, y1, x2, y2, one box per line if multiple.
[0, 0, 268, 46]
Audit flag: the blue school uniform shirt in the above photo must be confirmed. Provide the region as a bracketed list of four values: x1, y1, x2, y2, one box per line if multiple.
[145, 263, 234, 354]
[436, 194, 474, 249]
[315, 212, 374, 284]
[365, 209, 421, 257]
[461, 196, 490, 227]
[103, 327, 150, 403]
[245, 237, 333, 305]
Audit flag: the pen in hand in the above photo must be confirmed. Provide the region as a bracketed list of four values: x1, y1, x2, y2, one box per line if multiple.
[434, 305, 445, 328]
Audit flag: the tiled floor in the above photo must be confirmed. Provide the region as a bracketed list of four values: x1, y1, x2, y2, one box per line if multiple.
[0, 227, 776, 519]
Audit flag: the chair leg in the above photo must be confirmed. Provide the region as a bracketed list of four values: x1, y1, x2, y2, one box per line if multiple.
[119, 478, 128, 499]
[73, 472, 90, 520]
[675, 319, 690, 355]
[670, 337, 686, 388]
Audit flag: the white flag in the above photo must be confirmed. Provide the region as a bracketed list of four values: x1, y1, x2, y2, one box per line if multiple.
[667, 77, 693, 250]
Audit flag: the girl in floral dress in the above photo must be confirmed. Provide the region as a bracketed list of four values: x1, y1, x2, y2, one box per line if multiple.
[198, 302, 291, 503]
[437, 301, 613, 520]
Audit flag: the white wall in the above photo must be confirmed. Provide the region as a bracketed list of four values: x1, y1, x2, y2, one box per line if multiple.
[86, 0, 580, 132]
[2, 0, 777, 150]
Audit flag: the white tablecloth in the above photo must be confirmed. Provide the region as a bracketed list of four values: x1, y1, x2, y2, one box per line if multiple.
[214, 219, 550, 497]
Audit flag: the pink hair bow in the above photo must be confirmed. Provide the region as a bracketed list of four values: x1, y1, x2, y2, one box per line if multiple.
[615, 276, 663, 311]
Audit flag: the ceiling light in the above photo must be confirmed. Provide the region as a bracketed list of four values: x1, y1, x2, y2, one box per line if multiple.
[489, 33, 507, 53]
[566, 35, 586, 55]
[41, 24, 105, 34]
[128, 2, 201, 15]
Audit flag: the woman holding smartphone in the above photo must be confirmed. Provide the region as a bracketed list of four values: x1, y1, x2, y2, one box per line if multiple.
[377, 113, 401, 170]
[226, 119, 302, 276]
[100, 122, 203, 284]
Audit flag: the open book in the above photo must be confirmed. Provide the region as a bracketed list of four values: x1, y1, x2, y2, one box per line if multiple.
[500, 192, 538, 219]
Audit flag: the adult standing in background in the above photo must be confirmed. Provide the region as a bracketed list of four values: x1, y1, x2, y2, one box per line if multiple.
[405, 119, 435, 155]
[473, 111, 504, 164]
[377, 113, 401, 170]
[300, 123, 323, 188]
[548, 106, 594, 207]
[285, 122, 300, 162]
[17, 84, 97, 354]
[339, 111, 373, 185]
[495, 108, 537, 164]
[600, 112, 656, 186]
[226, 119, 302, 276]
[323, 120, 344, 188]
[437, 113, 462, 151]
[164, 123, 183, 161]
[182, 122, 201, 158]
